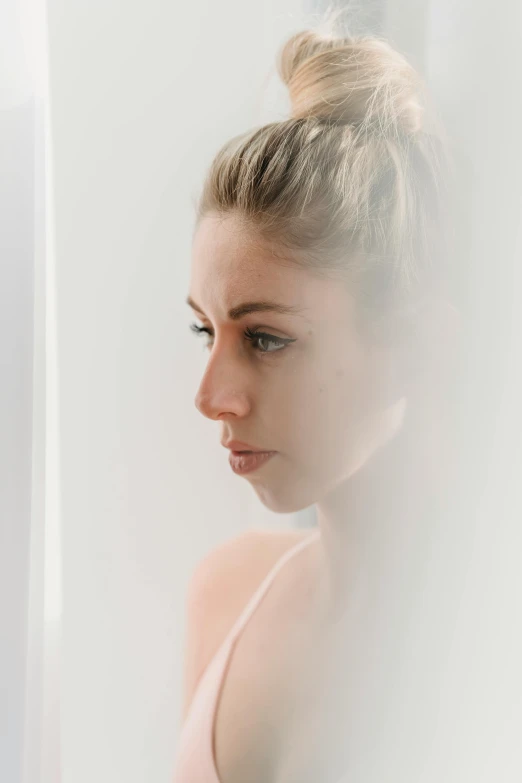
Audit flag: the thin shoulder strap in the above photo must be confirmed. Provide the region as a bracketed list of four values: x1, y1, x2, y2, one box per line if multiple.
[223, 528, 321, 650]
[193, 528, 321, 782]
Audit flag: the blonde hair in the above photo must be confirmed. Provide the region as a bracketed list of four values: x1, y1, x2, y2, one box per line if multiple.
[197, 24, 450, 330]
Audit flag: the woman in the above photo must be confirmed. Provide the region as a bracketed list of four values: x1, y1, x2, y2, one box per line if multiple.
[172, 22, 461, 783]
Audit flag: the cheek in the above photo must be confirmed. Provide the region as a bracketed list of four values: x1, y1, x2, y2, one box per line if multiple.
[299, 358, 384, 461]
[269, 336, 382, 453]
[283, 364, 362, 444]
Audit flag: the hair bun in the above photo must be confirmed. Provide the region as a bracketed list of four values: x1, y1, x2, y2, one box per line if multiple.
[278, 30, 424, 135]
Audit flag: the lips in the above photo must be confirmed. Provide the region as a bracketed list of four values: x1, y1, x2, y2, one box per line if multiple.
[228, 450, 277, 475]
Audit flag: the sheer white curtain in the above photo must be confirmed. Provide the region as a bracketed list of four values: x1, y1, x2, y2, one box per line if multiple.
[3, 1, 519, 781]
[0, 2, 61, 782]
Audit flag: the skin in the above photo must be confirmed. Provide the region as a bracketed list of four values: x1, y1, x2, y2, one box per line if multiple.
[186, 210, 460, 781]
[187, 211, 441, 591]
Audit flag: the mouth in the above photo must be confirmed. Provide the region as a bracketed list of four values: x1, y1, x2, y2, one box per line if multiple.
[228, 450, 277, 475]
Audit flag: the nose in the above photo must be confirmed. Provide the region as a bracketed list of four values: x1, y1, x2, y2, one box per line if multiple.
[194, 349, 251, 421]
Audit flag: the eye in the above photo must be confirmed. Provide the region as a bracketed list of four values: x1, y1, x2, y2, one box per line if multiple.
[244, 326, 294, 353]
[189, 323, 295, 354]
[190, 323, 214, 352]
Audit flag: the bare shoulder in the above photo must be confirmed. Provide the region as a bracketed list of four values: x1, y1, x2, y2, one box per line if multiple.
[180, 528, 314, 722]
[188, 527, 314, 608]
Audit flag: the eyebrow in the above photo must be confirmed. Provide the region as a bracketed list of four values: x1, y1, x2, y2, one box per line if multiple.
[186, 296, 309, 322]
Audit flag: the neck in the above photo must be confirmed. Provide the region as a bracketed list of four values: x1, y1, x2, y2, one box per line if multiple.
[314, 400, 457, 621]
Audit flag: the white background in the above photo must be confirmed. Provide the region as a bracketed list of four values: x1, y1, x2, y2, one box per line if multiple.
[2, 1, 521, 781]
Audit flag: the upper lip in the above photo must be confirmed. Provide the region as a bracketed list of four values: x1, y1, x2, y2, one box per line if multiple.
[222, 439, 274, 453]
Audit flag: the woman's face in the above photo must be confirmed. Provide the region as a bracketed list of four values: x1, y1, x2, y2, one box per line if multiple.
[188, 212, 406, 513]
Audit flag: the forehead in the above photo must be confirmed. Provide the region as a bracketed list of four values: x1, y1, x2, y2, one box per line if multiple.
[190, 213, 350, 322]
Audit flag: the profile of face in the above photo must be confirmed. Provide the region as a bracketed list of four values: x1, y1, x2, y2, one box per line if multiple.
[188, 212, 407, 514]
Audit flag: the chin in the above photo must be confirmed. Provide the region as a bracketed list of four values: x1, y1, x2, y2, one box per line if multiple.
[249, 474, 322, 515]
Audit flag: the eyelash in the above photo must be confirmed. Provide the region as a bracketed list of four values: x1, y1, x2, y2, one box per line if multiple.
[189, 323, 295, 354]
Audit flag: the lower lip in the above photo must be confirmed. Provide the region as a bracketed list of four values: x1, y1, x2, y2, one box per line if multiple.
[229, 450, 277, 475]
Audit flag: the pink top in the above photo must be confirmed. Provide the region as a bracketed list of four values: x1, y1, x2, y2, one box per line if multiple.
[171, 529, 321, 782]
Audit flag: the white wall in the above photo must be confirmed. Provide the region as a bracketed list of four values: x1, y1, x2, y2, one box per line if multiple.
[46, 1, 522, 780]
[0, 96, 35, 783]
[47, 3, 308, 781]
